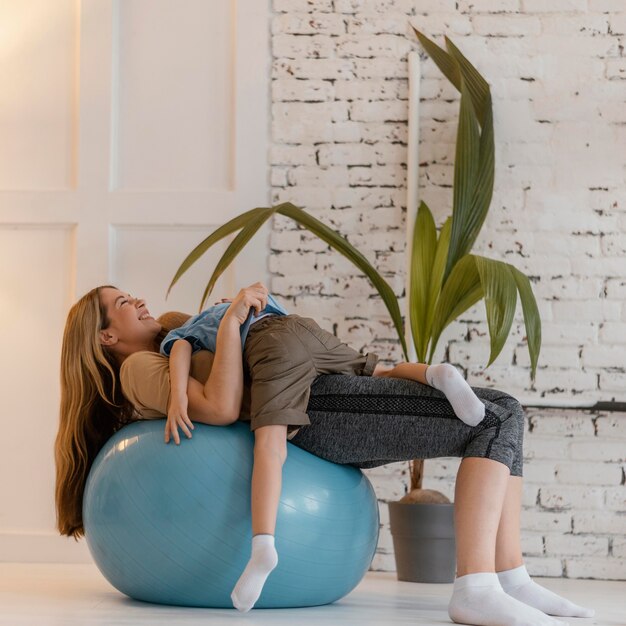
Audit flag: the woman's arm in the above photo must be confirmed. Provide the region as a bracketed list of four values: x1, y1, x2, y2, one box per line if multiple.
[202, 314, 244, 421]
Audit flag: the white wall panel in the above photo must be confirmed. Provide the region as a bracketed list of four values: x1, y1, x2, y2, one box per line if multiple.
[111, 224, 236, 315]
[112, 0, 234, 191]
[0, 0, 270, 563]
[0, 0, 78, 190]
[0, 226, 73, 530]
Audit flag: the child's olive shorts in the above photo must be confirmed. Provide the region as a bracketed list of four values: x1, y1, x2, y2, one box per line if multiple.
[238, 314, 379, 433]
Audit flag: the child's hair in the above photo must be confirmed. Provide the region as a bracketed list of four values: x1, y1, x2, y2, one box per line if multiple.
[54, 285, 191, 540]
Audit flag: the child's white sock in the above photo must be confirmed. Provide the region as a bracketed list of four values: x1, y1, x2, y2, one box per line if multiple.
[230, 534, 278, 612]
[498, 564, 595, 618]
[448, 572, 571, 626]
[426, 363, 485, 426]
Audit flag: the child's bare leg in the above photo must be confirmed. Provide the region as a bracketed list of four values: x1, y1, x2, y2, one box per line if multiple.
[374, 362, 485, 427]
[231, 424, 287, 612]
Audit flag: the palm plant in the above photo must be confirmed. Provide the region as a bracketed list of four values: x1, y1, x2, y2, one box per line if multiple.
[166, 29, 541, 494]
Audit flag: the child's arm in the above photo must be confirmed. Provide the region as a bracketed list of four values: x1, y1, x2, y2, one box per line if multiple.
[165, 338, 195, 444]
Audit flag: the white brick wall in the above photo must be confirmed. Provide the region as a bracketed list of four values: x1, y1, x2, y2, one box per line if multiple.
[270, 2, 625, 579]
[367, 408, 626, 580]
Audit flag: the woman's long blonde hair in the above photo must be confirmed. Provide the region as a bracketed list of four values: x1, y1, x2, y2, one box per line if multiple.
[54, 285, 191, 540]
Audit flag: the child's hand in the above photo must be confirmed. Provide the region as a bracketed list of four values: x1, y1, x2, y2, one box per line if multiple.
[214, 298, 233, 304]
[165, 394, 195, 445]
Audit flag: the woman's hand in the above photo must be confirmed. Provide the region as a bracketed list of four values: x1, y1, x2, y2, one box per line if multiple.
[165, 393, 195, 445]
[222, 282, 268, 326]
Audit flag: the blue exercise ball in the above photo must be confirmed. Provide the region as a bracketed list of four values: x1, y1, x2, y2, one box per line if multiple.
[83, 420, 380, 608]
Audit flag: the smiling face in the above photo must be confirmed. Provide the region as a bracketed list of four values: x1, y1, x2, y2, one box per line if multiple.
[98, 287, 162, 363]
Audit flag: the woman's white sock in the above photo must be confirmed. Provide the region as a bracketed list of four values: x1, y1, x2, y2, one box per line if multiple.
[448, 571, 571, 626]
[497, 564, 595, 618]
[230, 534, 278, 612]
[426, 363, 485, 426]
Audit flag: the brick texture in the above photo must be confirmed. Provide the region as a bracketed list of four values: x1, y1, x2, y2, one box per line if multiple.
[270, 1, 626, 579]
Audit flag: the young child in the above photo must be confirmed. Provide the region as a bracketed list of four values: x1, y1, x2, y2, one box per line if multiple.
[160, 288, 486, 612]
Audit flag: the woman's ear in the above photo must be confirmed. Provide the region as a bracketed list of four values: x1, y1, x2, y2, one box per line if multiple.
[99, 329, 117, 346]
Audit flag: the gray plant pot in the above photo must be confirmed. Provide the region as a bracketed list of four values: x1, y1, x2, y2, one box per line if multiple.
[388, 501, 456, 583]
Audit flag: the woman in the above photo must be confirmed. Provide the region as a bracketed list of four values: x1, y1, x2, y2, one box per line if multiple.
[55, 282, 593, 626]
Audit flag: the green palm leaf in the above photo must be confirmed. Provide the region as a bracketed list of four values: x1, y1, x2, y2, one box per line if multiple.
[165, 206, 271, 300]
[196, 208, 276, 313]
[429, 255, 483, 363]
[474, 256, 518, 367]
[511, 267, 542, 380]
[410, 201, 437, 361]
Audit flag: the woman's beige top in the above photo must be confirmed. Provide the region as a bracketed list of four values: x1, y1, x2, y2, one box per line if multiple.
[118, 349, 302, 438]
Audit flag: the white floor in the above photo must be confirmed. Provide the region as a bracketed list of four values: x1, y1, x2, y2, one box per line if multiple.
[0, 563, 623, 626]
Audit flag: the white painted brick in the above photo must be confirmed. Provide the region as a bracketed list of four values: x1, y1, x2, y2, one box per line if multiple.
[273, 34, 335, 59]
[610, 14, 626, 34]
[521, 460, 559, 484]
[352, 57, 408, 78]
[531, 232, 601, 257]
[270, 3, 626, 579]
[361, 122, 407, 142]
[274, 0, 334, 11]
[614, 536, 626, 559]
[599, 372, 626, 393]
[552, 300, 621, 322]
[539, 485, 605, 509]
[524, 557, 564, 577]
[540, 322, 598, 344]
[272, 58, 355, 80]
[601, 233, 626, 256]
[348, 165, 406, 186]
[472, 15, 542, 36]
[524, 436, 570, 461]
[545, 533, 609, 556]
[605, 487, 626, 511]
[272, 13, 346, 36]
[458, 0, 521, 12]
[589, 0, 626, 10]
[566, 557, 626, 581]
[522, 484, 540, 507]
[583, 345, 626, 368]
[272, 185, 333, 209]
[528, 369, 598, 393]
[527, 411, 595, 437]
[334, 78, 400, 100]
[269, 144, 317, 166]
[521, 509, 572, 532]
[522, 0, 589, 12]
[521, 531, 544, 555]
[345, 15, 411, 36]
[287, 165, 349, 187]
[271, 168, 288, 187]
[569, 440, 625, 463]
[606, 58, 626, 80]
[272, 102, 335, 142]
[350, 100, 408, 122]
[540, 16, 610, 36]
[554, 461, 623, 485]
[596, 413, 626, 439]
[411, 14, 473, 36]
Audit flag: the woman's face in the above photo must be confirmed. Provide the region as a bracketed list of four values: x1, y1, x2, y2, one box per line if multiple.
[98, 287, 162, 359]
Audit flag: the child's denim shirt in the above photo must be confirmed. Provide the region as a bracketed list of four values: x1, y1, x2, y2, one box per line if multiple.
[159, 293, 288, 357]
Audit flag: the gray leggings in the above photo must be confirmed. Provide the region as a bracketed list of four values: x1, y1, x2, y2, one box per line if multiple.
[289, 374, 524, 477]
